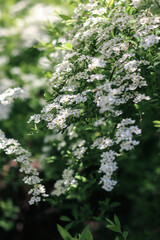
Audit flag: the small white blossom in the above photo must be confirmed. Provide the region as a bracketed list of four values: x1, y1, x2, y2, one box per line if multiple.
[0, 88, 24, 105]
[91, 137, 113, 150]
[52, 168, 77, 196]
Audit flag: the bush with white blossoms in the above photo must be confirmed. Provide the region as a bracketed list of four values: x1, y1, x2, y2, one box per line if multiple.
[1, 0, 160, 238]
[29, 0, 160, 195]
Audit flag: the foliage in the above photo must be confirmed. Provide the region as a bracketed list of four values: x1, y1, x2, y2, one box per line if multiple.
[106, 215, 128, 240]
[0, 0, 160, 239]
[57, 224, 93, 240]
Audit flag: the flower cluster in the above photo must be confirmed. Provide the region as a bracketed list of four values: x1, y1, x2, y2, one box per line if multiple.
[29, 0, 160, 195]
[0, 88, 24, 105]
[115, 119, 141, 151]
[99, 150, 119, 191]
[0, 129, 48, 204]
[51, 168, 77, 196]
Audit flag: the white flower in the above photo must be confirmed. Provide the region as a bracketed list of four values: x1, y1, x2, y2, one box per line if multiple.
[91, 137, 113, 150]
[94, 118, 106, 127]
[124, 60, 138, 72]
[130, 0, 141, 8]
[88, 58, 106, 70]
[52, 168, 77, 196]
[140, 35, 160, 50]
[134, 93, 150, 103]
[0, 88, 24, 105]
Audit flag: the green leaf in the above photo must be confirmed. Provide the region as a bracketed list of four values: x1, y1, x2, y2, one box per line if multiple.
[75, 175, 87, 182]
[114, 215, 121, 229]
[54, 10, 72, 21]
[79, 225, 93, 240]
[65, 222, 74, 231]
[84, 126, 93, 131]
[134, 104, 140, 110]
[31, 124, 39, 132]
[60, 216, 71, 222]
[126, 6, 134, 15]
[86, 229, 93, 240]
[108, 0, 114, 7]
[72, 208, 79, 220]
[57, 224, 73, 240]
[79, 226, 89, 240]
[65, 19, 77, 25]
[59, 14, 72, 21]
[115, 237, 120, 240]
[110, 202, 121, 208]
[153, 120, 160, 127]
[45, 156, 56, 163]
[55, 42, 73, 50]
[64, 43, 73, 49]
[106, 218, 114, 225]
[44, 91, 52, 101]
[106, 225, 121, 233]
[67, 150, 71, 154]
[154, 125, 160, 128]
[153, 120, 160, 124]
[123, 231, 129, 239]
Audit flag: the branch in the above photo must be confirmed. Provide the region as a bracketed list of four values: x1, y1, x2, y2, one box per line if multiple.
[154, 0, 160, 8]
[109, 66, 116, 82]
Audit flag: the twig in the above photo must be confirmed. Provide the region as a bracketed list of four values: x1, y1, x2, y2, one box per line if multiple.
[154, 0, 160, 8]
[109, 66, 116, 82]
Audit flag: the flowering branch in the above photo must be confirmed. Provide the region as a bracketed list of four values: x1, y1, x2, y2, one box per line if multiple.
[0, 89, 48, 204]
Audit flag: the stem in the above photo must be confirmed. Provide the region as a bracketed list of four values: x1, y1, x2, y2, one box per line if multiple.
[109, 66, 116, 82]
[154, 0, 160, 8]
